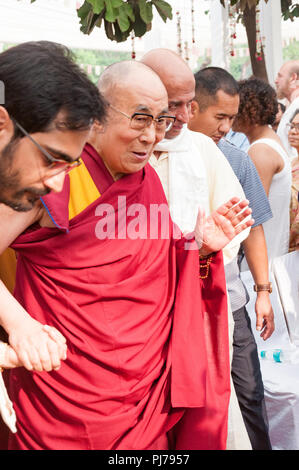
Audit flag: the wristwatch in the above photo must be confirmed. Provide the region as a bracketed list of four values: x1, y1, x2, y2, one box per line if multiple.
[253, 282, 272, 293]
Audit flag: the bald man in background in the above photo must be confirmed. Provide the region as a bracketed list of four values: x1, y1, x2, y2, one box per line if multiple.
[275, 60, 299, 159]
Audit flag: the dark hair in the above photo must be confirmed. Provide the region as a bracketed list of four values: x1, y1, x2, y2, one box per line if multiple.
[291, 109, 299, 122]
[0, 41, 106, 134]
[194, 67, 239, 109]
[278, 102, 286, 113]
[237, 77, 278, 126]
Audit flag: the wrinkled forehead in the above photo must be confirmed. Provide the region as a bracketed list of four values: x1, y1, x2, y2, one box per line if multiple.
[163, 70, 195, 101]
[112, 79, 169, 115]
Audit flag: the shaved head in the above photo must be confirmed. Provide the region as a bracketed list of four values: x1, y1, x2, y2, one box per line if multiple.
[141, 48, 195, 96]
[141, 49, 195, 139]
[282, 60, 299, 77]
[275, 59, 299, 100]
[98, 60, 166, 106]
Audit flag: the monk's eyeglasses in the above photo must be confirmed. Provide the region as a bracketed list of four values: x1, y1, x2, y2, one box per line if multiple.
[12, 119, 82, 176]
[109, 104, 176, 133]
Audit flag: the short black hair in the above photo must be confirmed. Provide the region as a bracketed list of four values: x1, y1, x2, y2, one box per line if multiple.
[194, 67, 239, 110]
[0, 41, 106, 134]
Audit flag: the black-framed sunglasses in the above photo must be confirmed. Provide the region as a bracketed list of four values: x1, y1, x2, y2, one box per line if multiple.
[12, 119, 82, 177]
[109, 104, 176, 133]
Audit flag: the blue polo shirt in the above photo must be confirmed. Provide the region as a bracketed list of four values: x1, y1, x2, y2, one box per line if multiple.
[218, 138, 273, 311]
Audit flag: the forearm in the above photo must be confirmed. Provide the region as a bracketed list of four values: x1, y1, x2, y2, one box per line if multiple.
[242, 224, 274, 339]
[242, 225, 269, 284]
[0, 280, 32, 334]
[0, 280, 67, 371]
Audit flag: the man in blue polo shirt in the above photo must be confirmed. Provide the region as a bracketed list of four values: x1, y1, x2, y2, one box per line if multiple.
[188, 66, 274, 450]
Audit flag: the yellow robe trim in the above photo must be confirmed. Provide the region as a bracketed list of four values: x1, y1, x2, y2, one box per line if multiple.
[68, 160, 101, 220]
[0, 248, 17, 294]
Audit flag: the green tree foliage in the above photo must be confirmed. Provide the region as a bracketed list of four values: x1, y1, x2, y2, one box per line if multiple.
[219, 0, 299, 82]
[77, 0, 172, 42]
[283, 39, 299, 60]
[220, 0, 299, 21]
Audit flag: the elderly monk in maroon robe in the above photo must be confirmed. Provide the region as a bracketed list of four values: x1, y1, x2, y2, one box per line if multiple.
[0, 61, 253, 450]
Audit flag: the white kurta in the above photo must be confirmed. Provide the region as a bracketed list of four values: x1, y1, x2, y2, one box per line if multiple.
[150, 126, 249, 265]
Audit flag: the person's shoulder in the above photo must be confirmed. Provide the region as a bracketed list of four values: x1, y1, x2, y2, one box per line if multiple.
[218, 138, 248, 159]
[186, 128, 217, 148]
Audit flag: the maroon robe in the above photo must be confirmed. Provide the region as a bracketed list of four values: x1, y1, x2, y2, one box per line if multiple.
[7, 144, 230, 450]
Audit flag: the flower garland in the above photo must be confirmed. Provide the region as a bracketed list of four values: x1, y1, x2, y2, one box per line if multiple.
[229, 1, 237, 57]
[191, 0, 195, 45]
[176, 10, 182, 56]
[131, 31, 136, 59]
[255, 4, 264, 61]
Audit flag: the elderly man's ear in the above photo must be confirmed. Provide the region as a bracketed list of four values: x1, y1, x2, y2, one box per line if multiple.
[92, 120, 104, 133]
[87, 119, 105, 149]
[290, 72, 299, 91]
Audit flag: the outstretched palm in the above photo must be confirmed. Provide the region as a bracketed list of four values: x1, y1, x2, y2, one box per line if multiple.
[194, 197, 253, 256]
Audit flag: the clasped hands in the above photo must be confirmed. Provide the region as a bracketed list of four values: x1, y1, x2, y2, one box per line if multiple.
[1, 319, 67, 372]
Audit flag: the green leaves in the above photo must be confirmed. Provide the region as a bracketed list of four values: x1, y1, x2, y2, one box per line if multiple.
[87, 0, 105, 14]
[152, 0, 172, 22]
[78, 0, 172, 42]
[139, 0, 153, 23]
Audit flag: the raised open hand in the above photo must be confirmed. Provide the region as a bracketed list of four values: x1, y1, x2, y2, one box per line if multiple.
[194, 197, 254, 256]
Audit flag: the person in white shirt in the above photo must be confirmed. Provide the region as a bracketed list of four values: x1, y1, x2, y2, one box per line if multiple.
[275, 60, 299, 160]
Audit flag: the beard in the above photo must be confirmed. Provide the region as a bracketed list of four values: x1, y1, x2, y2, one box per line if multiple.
[0, 188, 50, 212]
[0, 137, 50, 212]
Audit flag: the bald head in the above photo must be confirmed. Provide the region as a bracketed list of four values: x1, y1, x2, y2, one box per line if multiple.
[141, 49, 195, 139]
[98, 60, 166, 105]
[141, 48, 194, 89]
[282, 60, 299, 76]
[275, 59, 299, 101]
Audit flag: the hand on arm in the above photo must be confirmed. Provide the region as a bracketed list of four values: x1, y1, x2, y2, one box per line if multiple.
[0, 341, 20, 369]
[0, 280, 67, 371]
[0, 203, 67, 371]
[242, 224, 275, 340]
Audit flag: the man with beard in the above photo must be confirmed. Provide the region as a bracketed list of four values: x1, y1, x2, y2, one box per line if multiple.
[0, 40, 106, 370]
